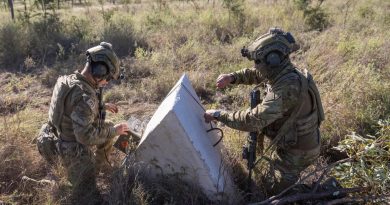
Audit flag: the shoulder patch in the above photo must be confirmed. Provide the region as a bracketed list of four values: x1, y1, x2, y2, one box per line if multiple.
[82, 94, 97, 111]
[86, 98, 96, 110]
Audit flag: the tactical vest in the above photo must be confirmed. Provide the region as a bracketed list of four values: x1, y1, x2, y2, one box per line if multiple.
[48, 75, 78, 136]
[265, 68, 325, 150]
[297, 70, 325, 136]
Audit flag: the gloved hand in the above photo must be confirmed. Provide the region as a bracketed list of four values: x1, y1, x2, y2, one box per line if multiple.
[204, 109, 221, 123]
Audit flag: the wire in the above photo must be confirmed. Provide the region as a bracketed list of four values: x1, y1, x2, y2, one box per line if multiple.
[163, 80, 224, 146]
[207, 127, 224, 147]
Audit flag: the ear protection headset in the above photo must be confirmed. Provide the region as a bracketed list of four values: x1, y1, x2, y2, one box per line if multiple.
[89, 56, 110, 80]
[265, 52, 282, 67]
[254, 52, 282, 67]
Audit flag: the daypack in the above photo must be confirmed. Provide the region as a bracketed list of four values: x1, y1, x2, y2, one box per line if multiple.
[36, 123, 59, 164]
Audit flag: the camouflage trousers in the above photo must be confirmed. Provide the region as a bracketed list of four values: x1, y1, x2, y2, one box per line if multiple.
[259, 145, 320, 196]
[59, 138, 115, 205]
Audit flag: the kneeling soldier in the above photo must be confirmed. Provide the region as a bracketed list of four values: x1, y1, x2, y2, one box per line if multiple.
[39, 42, 129, 204]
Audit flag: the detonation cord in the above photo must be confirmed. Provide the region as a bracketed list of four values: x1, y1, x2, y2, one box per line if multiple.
[164, 81, 224, 147]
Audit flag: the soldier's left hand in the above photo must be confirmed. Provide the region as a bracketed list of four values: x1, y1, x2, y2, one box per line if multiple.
[204, 109, 220, 123]
[216, 74, 233, 89]
[114, 123, 130, 136]
[105, 103, 118, 113]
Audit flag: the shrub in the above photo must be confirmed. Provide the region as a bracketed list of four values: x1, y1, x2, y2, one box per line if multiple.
[358, 6, 375, 20]
[293, 0, 330, 31]
[102, 14, 141, 57]
[331, 119, 390, 196]
[0, 23, 28, 68]
[293, 0, 310, 10]
[61, 16, 96, 56]
[304, 7, 330, 31]
[28, 14, 65, 65]
[222, 0, 246, 35]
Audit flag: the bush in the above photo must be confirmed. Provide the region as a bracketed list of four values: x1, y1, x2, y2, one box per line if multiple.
[222, 0, 246, 36]
[331, 119, 390, 196]
[28, 14, 65, 65]
[103, 14, 144, 57]
[0, 23, 28, 68]
[358, 6, 375, 20]
[293, 0, 330, 31]
[304, 7, 330, 31]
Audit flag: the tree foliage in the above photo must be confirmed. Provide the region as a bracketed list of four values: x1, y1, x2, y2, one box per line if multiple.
[222, 0, 245, 35]
[332, 119, 390, 196]
[293, 0, 330, 31]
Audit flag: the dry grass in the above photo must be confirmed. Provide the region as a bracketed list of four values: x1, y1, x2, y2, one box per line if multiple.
[109, 156, 214, 205]
[0, 0, 389, 204]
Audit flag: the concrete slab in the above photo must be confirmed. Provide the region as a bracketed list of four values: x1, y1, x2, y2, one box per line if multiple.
[135, 74, 236, 201]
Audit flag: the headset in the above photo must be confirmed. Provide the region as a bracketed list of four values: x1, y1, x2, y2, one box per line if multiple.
[263, 31, 297, 67]
[88, 56, 111, 81]
[253, 52, 282, 67]
[265, 52, 282, 67]
[91, 61, 109, 79]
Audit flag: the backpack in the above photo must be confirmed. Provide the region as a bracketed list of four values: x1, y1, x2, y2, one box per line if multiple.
[36, 123, 59, 164]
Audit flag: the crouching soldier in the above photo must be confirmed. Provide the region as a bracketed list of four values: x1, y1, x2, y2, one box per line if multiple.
[37, 42, 130, 204]
[204, 28, 325, 196]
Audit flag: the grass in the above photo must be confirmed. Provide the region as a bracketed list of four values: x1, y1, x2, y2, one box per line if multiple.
[0, 0, 389, 204]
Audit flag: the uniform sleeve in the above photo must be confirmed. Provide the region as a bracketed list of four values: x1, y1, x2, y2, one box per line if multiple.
[218, 79, 301, 132]
[230, 67, 265, 85]
[70, 94, 116, 146]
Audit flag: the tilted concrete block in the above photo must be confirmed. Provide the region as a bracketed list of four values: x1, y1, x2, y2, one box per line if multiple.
[135, 74, 237, 201]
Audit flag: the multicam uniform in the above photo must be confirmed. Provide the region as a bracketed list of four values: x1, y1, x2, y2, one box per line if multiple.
[217, 61, 324, 195]
[48, 71, 116, 204]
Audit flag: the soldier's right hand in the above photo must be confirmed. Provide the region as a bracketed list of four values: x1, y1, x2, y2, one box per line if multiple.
[216, 74, 233, 89]
[114, 123, 130, 136]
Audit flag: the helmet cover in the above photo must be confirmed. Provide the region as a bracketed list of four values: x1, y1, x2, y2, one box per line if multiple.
[241, 28, 299, 63]
[86, 42, 120, 80]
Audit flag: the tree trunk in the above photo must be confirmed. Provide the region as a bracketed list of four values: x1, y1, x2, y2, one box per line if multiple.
[8, 0, 14, 21]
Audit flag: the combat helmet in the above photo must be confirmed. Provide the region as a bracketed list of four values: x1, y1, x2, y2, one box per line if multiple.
[86, 42, 120, 80]
[241, 28, 299, 66]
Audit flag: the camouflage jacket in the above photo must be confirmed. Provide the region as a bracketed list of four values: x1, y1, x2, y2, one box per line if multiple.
[48, 72, 116, 145]
[218, 63, 323, 150]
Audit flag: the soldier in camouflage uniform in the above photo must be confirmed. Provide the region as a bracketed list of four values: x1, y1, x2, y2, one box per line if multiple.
[46, 42, 130, 204]
[204, 28, 325, 196]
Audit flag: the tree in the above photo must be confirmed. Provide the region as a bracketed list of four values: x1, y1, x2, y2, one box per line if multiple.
[8, 0, 14, 21]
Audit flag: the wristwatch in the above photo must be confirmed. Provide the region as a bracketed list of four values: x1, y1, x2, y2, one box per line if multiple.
[212, 110, 221, 119]
[229, 73, 236, 84]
